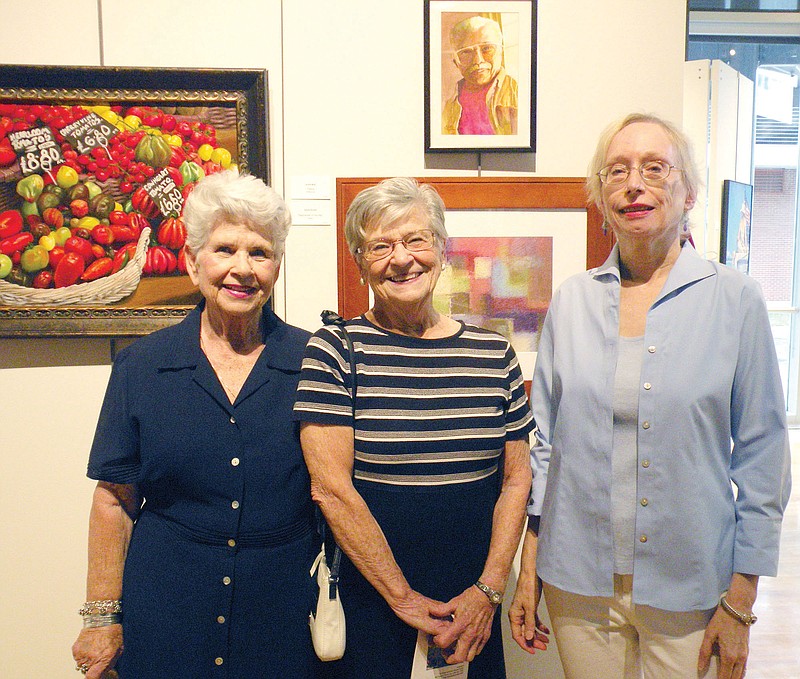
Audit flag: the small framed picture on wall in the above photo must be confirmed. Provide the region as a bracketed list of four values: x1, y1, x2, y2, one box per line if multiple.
[424, 0, 537, 153]
[720, 179, 753, 274]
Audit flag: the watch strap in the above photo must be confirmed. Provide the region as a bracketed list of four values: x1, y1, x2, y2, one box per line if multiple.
[475, 579, 503, 605]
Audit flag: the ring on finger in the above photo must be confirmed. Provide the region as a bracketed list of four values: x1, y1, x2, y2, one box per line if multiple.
[76, 663, 89, 674]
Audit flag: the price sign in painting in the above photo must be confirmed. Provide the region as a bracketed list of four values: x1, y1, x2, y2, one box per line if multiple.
[143, 168, 184, 217]
[60, 112, 119, 156]
[7, 126, 65, 176]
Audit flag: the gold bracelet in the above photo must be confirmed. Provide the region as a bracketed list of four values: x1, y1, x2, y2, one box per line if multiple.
[719, 593, 757, 626]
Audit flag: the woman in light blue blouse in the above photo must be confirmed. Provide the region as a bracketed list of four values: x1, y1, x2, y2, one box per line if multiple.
[509, 113, 791, 679]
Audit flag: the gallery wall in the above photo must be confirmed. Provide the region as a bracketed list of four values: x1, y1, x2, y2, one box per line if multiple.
[0, 1, 688, 675]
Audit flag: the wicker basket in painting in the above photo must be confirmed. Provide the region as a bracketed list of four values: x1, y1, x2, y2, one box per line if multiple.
[0, 227, 150, 306]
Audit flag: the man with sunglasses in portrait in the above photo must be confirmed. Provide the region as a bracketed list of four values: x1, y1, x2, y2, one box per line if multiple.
[442, 16, 518, 136]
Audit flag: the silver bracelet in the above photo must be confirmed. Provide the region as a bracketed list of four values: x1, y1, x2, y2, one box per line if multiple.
[82, 613, 122, 629]
[79, 599, 122, 616]
[719, 593, 758, 626]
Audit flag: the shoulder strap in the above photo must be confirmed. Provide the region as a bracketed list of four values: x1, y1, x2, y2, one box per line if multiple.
[320, 310, 357, 409]
[318, 310, 354, 589]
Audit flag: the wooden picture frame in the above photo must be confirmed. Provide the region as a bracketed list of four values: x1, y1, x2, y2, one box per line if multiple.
[335, 177, 611, 321]
[0, 65, 268, 337]
[425, 0, 537, 152]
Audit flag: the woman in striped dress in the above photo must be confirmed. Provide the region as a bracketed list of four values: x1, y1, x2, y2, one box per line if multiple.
[294, 177, 536, 678]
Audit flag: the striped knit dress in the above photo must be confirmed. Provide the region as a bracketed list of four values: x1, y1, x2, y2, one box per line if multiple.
[294, 315, 534, 678]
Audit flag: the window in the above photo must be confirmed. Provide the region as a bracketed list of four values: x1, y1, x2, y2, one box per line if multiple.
[690, 1, 799, 10]
[689, 12, 800, 418]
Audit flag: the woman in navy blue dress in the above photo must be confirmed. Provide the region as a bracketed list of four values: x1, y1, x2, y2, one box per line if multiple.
[71, 170, 317, 678]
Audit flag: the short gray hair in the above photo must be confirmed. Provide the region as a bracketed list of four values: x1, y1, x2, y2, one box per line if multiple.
[182, 170, 291, 259]
[344, 178, 447, 259]
[586, 112, 701, 209]
[450, 16, 503, 49]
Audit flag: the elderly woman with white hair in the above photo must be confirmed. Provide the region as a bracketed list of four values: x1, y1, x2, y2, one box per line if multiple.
[71, 170, 318, 678]
[294, 177, 534, 678]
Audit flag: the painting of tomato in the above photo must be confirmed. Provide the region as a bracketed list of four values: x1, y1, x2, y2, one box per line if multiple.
[0, 65, 268, 337]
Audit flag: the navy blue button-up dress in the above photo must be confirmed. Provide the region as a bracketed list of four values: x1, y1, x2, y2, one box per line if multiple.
[87, 303, 317, 678]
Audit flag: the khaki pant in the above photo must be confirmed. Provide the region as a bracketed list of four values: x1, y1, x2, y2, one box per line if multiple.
[543, 575, 719, 679]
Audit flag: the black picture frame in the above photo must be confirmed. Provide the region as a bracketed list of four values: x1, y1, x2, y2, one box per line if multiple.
[424, 0, 537, 153]
[0, 65, 268, 337]
[720, 179, 753, 274]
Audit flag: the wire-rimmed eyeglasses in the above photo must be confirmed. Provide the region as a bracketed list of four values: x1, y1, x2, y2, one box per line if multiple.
[357, 229, 436, 262]
[454, 42, 500, 66]
[598, 160, 681, 185]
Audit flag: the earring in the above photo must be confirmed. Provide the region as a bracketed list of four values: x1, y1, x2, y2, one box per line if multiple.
[680, 214, 692, 241]
[359, 276, 366, 286]
[601, 219, 609, 236]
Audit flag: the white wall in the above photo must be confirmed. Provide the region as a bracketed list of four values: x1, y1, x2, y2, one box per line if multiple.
[683, 59, 755, 260]
[0, 1, 688, 676]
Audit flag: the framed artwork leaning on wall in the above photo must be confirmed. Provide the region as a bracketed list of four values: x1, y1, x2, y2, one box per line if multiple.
[720, 179, 753, 274]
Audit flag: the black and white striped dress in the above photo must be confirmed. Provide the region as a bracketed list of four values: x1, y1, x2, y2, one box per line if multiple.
[294, 315, 534, 678]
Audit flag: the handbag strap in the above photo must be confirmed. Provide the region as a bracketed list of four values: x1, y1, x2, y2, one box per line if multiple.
[319, 310, 357, 598]
[321, 309, 358, 407]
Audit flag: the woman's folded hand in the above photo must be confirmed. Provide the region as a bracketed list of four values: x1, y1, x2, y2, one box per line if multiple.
[431, 586, 496, 664]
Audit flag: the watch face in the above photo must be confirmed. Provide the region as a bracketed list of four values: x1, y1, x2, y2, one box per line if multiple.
[476, 581, 502, 604]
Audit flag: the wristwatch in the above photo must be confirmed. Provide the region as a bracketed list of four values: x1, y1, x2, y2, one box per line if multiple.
[475, 580, 503, 605]
[719, 593, 758, 626]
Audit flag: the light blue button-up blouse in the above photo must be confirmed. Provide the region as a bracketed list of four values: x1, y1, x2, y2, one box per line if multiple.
[529, 242, 792, 612]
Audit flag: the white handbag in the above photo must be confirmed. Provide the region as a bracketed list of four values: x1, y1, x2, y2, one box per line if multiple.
[309, 542, 345, 661]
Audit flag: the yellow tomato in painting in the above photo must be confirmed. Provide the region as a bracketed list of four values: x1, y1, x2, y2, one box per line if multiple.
[76, 216, 100, 231]
[210, 147, 232, 168]
[96, 109, 120, 126]
[197, 143, 214, 162]
[123, 114, 142, 130]
[39, 234, 56, 251]
[56, 165, 79, 190]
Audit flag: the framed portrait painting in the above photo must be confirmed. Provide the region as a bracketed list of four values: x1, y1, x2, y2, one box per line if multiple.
[0, 65, 268, 337]
[424, 0, 536, 152]
[720, 179, 753, 274]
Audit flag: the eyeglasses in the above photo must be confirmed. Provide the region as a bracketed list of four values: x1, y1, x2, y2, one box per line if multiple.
[455, 42, 500, 66]
[357, 229, 436, 262]
[597, 160, 681, 185]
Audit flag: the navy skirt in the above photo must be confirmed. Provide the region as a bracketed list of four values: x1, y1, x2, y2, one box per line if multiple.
[317, 475, 506, 679]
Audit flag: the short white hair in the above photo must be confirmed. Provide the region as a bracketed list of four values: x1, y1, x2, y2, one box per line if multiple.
[182, 169, 291, 258]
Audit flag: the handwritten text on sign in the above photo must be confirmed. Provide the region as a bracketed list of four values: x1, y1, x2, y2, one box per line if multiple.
[60, 112, 119, 156]
[8, 127, 65, 175]
[143, 168, 183, 217]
